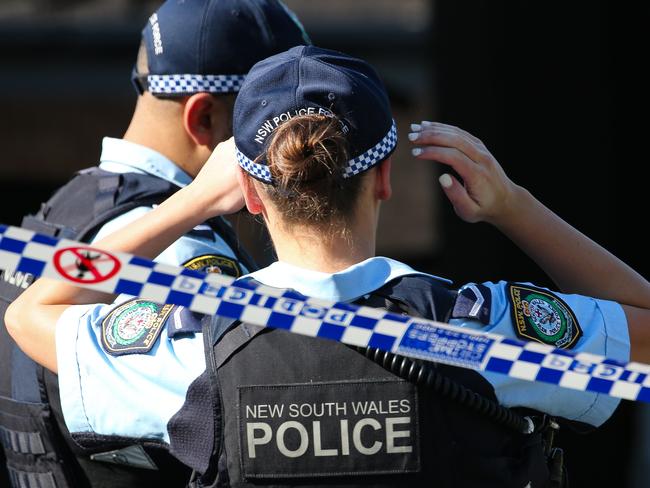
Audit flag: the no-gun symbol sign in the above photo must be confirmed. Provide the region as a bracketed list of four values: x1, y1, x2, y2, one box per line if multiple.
[53, 247, 121, 284]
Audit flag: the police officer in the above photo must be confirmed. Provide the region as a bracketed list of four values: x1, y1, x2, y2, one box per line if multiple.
[0, 1, 309, 487]
[6, 46, 650, 487]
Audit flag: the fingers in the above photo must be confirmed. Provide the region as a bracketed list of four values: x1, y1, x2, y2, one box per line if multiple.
[438, 173, 481, 223]
[418, 121, 484, 147]
[411, 144, 481, 185]
[409, 123, 492, 166]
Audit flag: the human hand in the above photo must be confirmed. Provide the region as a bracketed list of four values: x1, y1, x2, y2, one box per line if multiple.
[189, 137, 245, 218]
[409, 121, 521, 225]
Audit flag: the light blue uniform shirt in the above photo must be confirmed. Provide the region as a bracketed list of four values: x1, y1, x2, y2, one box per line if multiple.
[56, 137, 246, 444]
[56, 257, 629, 446]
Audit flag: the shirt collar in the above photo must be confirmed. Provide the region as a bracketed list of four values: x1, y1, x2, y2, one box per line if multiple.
[247, 257, 451, 302]
[98, 137, 193, 188]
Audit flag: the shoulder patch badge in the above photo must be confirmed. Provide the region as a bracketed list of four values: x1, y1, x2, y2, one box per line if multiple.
[183, 254, 242, 278]
[507, 284, 582, 349]
[101, 299, 174, 356]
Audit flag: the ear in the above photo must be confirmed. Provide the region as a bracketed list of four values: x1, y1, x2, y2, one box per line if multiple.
[375, 158, 392, 201]
[182, 93, 230, 148]
[237, 167, 265, 215]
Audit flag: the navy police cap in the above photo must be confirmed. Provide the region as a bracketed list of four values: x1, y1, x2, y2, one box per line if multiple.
[234, 45, 397, 183]
[137, 0, 310, 96]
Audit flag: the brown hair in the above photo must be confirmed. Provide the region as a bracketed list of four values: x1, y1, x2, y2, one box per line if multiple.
[260, 114, 366, 229]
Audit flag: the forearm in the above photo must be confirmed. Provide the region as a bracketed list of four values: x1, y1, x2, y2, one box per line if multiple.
[94, 185, 212, 257]
[493, 186, 650, 308]
[92, 184, 209, 263]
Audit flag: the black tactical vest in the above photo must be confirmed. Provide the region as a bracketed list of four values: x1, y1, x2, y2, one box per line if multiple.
[0, 167, 256, 488]
[168, 275, 551, 488]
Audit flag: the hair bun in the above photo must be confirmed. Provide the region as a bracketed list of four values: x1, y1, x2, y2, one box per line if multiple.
[260, 113, 364, 228]
[267, 115, 348, 188]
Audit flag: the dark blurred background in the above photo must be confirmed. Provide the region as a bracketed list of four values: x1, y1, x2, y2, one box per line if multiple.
[0, 0, 647, 486]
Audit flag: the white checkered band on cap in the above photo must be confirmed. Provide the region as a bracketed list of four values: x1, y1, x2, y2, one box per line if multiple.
[342, 120, 398, 178]
[237, 120, 398, 183]
[236, 149, 273, 183]
[148, 74, 246, 94]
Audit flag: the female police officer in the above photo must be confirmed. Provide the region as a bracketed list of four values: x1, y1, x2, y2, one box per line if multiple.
[6, 46, 650, 487]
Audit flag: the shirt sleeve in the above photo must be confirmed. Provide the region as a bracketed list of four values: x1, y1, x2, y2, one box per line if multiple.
[449, 281, 630, 427]
[55, 300, 205, 444]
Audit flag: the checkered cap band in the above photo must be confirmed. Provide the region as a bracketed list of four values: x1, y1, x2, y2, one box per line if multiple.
[237, 120, 398, 183]
[147, 74, 246, 94]
[236, 150, 273, 183]
[343, 120, 398, 178]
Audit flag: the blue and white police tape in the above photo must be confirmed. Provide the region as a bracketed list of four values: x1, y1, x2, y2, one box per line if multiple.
[1, 223, 648, 403]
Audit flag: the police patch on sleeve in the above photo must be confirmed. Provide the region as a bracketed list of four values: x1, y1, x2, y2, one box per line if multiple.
[101, 299, 174, 356]
[508, 284, 582, 349]
[182, 254, 242, 278]
[238, 380, 420, 478]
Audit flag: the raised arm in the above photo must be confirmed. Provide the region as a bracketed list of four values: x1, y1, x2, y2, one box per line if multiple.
[410, 121, 650, 360]
[4, 139, 243, 371]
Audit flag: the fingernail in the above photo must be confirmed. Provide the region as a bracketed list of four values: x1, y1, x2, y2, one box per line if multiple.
[439, 174, 453, 188]
[408, 132, 419, 141]
[410, 123, 422, 132]
[422, 120, 434, 126]
[411, 148, 423, 156]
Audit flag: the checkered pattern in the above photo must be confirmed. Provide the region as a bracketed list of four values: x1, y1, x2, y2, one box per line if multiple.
[147, 74, 246, 95]
[0, 225, 57, 279]
[343, 120, 398, 178]
[482, 339, 650, 402]
[236, 149, 272, 183]
[1, 222, 648, 403]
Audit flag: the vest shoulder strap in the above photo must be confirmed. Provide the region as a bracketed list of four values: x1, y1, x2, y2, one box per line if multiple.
[22, 167, 178, 241]
[355, 273, 457, 322]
